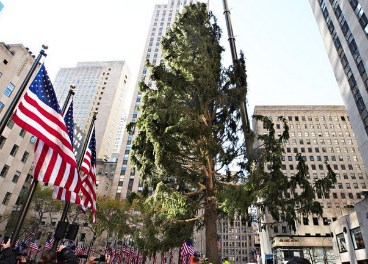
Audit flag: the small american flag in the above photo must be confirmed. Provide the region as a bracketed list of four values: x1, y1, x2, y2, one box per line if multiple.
[169, 249, 174, 264]
[181, 241, 194, 256]
[29, 240, 40, 252]
[111, 240, 117, 262]
[105, 241, 110, 256]
[14, 240, 19, 249]
[90, 245, 95, 256]
[45, 234, 54, 249]
[138, 254, 143, 264]
[153, 252, 157, 264]
[161, 252, 167, 264]
[13, 64, 81, 193]
[25, 231, 35, 244]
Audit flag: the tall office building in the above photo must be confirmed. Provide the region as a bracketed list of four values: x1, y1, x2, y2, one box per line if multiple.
[0, 43, 38, 232]
[0, 2, 4, 13]
[253, 105, 368, 264]
[54, 61, 131, 161]
[309, 0, 368, 172]
[112, 0, 198, 199]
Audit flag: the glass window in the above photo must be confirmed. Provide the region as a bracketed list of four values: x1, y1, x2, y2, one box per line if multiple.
[336, 233, 347, 252]
[0, 101, 4, 113]
[4, 83, 15, 97]
[351, 228, 365, 250]
[2, 192, 12, 205]
[10, 144, 19, 157]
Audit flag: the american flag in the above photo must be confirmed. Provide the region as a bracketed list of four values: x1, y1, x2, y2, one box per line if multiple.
[12, 65, 81, 192]
[82, 244, 88, 255]
[153, 252, 157, 264]
[169, 249, 174, 264]
[90, 245, 95, 256]
[105, 241, 110, 256]
[29, 240, 40, 252]
[45, 234, 54, 249]
[74, 240, 83, 255]
[25, 231, 35, 244]
[129, 247, 135, 264]
[80, 129, 97, 222]
[138, 254, 143, 264]
[181, 241, 194, 256]
[161, 252, 167, 264]
[14, 240, 19, 249]
[53, 101, 83, 206]
[111, 240, 117, 263]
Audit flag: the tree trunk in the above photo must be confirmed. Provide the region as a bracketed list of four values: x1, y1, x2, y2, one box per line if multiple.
[205, 199, 219, 264]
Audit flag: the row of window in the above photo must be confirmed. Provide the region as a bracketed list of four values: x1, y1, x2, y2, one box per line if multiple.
[284, 155, 360, 163]
[274, 123, 350, 130]
[272, 115, 347, 122]
[285, 138, 354, 145]
[278, 163, 362, 171]
[285, 146, 356, 154]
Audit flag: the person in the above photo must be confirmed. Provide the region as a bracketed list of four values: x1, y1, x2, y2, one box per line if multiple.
[86, 254, 111, 264]
[190, 251, 200, 264]
[203, 258, 212, 264]
[221, 257, 230, 264]
[286, 257, 311, 264]
[39, 245, 78, 264]
[0, 240, 16, 264]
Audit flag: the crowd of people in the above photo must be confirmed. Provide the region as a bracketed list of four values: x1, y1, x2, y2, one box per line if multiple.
[0, 240, 111, 264]
[1, 241, 312, 264]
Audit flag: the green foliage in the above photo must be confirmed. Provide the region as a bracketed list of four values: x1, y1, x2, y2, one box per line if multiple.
[125, 2, 336, 261]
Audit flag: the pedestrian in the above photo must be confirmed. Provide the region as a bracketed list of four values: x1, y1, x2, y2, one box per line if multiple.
[286, 257, 311, 264]
[221, 257, 230, 264]
[190, 251, 200, 264]
[38, 245, 78, 264]
[203, 258, 212, 264]
[0, 240, 16, 264]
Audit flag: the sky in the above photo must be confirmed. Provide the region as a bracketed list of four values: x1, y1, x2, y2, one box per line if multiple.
[0, 0, 344, 118]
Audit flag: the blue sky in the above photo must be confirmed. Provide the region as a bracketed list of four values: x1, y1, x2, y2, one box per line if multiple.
[0, 0, 343, 118]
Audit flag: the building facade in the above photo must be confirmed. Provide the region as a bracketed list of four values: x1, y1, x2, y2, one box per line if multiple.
[0, 43, 38, 232]
[111, 0, 198, 199]
[253, 105, 368, 264]
[330, 198, 368, 264]
[53, 61, 131, 161]
[309, 0, 368, 172]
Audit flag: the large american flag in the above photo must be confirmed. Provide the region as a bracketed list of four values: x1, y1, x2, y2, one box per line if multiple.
[52, 101, 83, 206]
[45, 234, 54, 249]
[12, 65, 80, 192]
[80, 129, 97, 222]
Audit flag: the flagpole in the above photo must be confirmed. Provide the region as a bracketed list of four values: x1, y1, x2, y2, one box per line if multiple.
[0, 46, 47, 136]
[222, 0, 250, 134]
[52, 111, 98, 249]
[10, 87, 75, 249]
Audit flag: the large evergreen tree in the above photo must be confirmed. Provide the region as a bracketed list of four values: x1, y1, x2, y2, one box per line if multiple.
[127, 3, 336, 263]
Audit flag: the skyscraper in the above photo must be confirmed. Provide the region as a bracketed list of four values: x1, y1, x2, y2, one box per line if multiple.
[112, 0, 198, 199]
[253, 105, 367, 264]
[0, 2, 4, 13]
[309, 0, 368, 171]
[53, 61, 131, 161]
